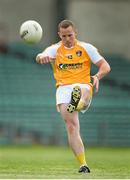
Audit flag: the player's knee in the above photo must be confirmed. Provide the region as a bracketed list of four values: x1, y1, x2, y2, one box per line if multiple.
[65, 119, 77, 134]
[68, 124, 75, 134]
[81, 88, 90, 101]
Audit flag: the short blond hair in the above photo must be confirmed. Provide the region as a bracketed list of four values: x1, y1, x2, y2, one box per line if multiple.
[58, 20, 75, 31]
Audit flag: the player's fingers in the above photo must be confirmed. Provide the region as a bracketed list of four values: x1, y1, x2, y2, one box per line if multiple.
[95, 80, 99, 93]
[40, 56, 49, 64]
[38, 58, 43, 64]
[43, 57, 55, 63]
[91, 76, 96, 86]
[36, 55, 55, 64]
[46, 56, 52, 63]
[50, 57, 56, 62]
[91, 75, 99, 93]
[36, 54, 41, 63]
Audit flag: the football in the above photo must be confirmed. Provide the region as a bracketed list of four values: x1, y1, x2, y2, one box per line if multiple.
[20, 20, 43, 44]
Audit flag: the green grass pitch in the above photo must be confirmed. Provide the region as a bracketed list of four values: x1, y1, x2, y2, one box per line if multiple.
[0, 145, 130, 179]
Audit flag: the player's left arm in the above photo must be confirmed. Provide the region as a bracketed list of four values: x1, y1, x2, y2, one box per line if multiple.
[81, 43, 111, 92]
[91, 58, 111, 92]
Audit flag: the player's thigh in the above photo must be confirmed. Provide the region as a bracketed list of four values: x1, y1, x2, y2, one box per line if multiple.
[81, 87, 92, 101]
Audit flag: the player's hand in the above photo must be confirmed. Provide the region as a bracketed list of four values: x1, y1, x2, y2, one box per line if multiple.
[91, 75, 99, 93]
[36, 54, 55, 64]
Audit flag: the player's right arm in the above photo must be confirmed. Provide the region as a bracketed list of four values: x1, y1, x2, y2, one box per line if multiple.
[36, 44, 58, 64]
[36, 54, 55, 64]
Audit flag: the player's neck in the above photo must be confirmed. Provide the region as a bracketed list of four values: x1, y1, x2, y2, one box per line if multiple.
[63, 40, 77, 49]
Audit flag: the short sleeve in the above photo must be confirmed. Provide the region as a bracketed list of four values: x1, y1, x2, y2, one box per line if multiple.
[41, 44, 59, 58]
[81, 43, 103, 64]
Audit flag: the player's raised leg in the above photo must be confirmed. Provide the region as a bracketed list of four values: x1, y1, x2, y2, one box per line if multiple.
[67, 85, 92, 113]
[76, 87, 92, 112]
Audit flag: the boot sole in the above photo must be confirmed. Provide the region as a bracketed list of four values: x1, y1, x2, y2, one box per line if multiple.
[67, 86, 81, 113]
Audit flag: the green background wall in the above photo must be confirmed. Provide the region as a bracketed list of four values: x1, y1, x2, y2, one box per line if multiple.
[0, 43, 130, 146]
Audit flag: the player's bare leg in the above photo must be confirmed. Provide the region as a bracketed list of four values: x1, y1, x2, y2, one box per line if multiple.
[76, 87, 92, 112]
[59, 103, 90, 173]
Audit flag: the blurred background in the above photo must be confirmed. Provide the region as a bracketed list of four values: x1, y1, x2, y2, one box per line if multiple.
[0, 0, 130, 146]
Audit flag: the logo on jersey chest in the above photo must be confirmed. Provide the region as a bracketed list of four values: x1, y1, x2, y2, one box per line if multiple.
[65, 50, 82, 60]
[66, 54, 73, 59]
[76, 50, 82, 57]
[59, 63, 82, 70]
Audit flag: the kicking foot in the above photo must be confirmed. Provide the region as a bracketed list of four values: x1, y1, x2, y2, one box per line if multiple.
[67, 86, 81, 113]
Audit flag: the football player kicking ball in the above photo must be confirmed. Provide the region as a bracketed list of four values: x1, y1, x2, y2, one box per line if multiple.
[36, 20, 111, 173]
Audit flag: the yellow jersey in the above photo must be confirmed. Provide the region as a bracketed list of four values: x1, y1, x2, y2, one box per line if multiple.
[42, 40, 102, 87]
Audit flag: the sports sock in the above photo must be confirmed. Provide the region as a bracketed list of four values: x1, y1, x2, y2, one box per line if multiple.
[76, 152, 87, 167]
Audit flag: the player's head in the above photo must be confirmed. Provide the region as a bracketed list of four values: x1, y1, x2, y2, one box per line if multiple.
[58, 20, 77, 48]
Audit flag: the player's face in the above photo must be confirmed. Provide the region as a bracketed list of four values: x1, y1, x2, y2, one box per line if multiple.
[58, 26, 77, 48]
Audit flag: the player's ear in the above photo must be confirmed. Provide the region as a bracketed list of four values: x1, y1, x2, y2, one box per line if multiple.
[58, 32, 62, 39]
[74, 28, 78, 36]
